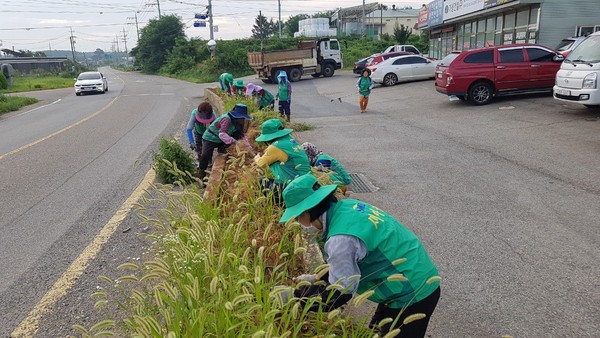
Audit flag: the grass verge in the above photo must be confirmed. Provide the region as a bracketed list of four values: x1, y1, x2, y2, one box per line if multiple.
[0, 94, 38, 115]
[1, 75, 75, 93]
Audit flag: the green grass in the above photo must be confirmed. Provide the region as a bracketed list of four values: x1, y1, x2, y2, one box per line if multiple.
[0, 75, 75, 93]
[0, 94, 38, 115]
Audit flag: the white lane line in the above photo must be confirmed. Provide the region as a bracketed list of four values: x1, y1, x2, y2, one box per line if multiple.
[120, 93, 175, 97]
[3, 99, 62, 121]
[10, 169, 156, 338]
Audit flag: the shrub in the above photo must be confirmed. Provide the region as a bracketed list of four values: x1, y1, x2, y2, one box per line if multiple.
[152, 137, 196, 184]
[0, 72, 7, 90]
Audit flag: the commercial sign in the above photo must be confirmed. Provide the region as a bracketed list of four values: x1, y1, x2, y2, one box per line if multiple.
[418, 6, 430, 28]
[428, 0, 444, 27]
[443, 0, 485, 20]
[484, 0, 516, 9]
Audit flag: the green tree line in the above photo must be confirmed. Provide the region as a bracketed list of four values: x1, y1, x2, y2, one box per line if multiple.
[131, 15, 430, 83]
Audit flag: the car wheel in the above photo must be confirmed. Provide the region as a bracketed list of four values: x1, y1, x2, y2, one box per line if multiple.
[105, 86, 108, 92]
[289, 68, 302, 82]
[468, 81, 494, 105]
[322, 64, 335, 77]
[383, 73, 398, 86]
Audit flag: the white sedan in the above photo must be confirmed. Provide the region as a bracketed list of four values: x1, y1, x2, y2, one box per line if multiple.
[369, 55, 439, 86]
[74, 71, 108, 96]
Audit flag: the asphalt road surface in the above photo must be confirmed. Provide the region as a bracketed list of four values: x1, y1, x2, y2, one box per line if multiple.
[2, 69, 599, 337]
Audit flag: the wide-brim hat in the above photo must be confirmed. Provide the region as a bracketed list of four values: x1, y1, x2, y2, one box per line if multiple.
[255, 118, 293, 142]
[195, 108, 216, 124]
[228, 104, 253, 120]
[235, 79, 244, 87]
[279, 174, 338, 223]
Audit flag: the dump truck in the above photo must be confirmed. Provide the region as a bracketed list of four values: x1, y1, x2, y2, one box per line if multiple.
[247, 38, 343, 83]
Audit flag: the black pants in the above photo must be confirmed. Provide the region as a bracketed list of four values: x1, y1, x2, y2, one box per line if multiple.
[278, 100, 291, 116]
[192, 130, 203, 164]
[369, 287, 440, 337]
[199, 140, 227, 172]
[259, 178, 286, 206]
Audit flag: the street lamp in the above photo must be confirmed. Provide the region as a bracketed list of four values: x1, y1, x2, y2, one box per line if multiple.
[207, 39, 216, 57]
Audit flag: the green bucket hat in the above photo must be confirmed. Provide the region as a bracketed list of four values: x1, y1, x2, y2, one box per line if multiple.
[235, 79, 244, 87]
[279, 174, 338, 223]
[255, 118, 293, 142]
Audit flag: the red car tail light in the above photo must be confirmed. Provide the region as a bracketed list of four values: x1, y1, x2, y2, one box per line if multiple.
[446, 73, 454, 86]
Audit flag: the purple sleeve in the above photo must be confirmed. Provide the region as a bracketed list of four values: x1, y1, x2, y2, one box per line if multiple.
[217, 117, 236, 144]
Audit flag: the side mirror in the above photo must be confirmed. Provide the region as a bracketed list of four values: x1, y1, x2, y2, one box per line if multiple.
[553, 54, 565, 62]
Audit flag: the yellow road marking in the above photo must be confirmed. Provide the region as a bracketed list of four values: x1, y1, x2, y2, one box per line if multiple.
[11, 168, 156, 338]
[0, 96, 120, 161]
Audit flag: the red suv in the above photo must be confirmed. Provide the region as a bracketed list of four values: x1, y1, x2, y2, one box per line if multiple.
[365, 51, 413, 68]
[435, 44, 564, 105]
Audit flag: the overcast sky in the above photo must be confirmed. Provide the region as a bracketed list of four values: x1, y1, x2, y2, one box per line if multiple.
[0, 0, 423, 53]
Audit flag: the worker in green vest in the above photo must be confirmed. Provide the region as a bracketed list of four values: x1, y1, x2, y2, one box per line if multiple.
[233, 79, 246, 96]
[198, 104, 253, 183]
[301, 142, 352, 192]
[219, 72, 234, 95]
[254, 118, 311, 203]
[186, 101, 216, 166]
[356, 68, 375, 113]
[279, 173, 441, 337]
[276, 70, 292, 122]
[245, 83, 275, 110]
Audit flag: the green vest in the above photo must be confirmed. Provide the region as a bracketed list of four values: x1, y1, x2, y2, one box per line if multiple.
[315, 153, 352, 186]
[191, 109, 208, 135]
[270, 135, 311, 184]
[202, 114, 238, 144]
[324, 199, 439, 308]
[358, 76, 371, 96]
[278, 82, 290, 101]
[259, 89, 275, 107]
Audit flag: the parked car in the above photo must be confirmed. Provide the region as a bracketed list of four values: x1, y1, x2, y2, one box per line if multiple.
[434, 44, 564, 105]
[369, 55, 438, 86]
[74, 71, 108, 96]
[365, 51, 414, 68]
[555, 36, 588, 57]
[382, 45, 421, 55]
[353, 56, 372, 74]
[554, 31, 600, 108]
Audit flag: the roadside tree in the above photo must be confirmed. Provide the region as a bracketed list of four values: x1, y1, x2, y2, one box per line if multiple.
[131, 15, 185, 73]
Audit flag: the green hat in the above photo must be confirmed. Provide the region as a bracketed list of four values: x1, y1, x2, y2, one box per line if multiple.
[279, 174, 338, 223]
[255, 118, 293, 142]
[235, 79, 244, 87]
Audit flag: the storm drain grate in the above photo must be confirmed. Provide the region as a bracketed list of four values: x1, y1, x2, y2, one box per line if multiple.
[349, 173, 379, 193]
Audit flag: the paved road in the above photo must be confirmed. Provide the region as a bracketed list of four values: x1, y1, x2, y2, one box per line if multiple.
[0, 68, 206, 336]
[5, 70, 599, 337]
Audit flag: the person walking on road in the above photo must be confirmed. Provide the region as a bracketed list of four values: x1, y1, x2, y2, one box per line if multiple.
[279, 173, 441, 338]
[356, 69, 375, 113]
[276, 71, 292, 122]
[246, 83, 275, 110]
[301, 142, 352, 191]
[186, 101, 216, 166]
[198, 104, 253, 184]
[254, 119, 310, 203]
[219, 72, 234, 95]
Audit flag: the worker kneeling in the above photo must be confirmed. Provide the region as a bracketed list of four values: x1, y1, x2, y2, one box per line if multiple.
[279, 173, 441, 337]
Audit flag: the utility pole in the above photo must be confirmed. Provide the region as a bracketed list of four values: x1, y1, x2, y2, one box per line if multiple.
[156, 0, 161, 18]
[134, 12, 140, 40]
[362, 0, 366, 36]
[115, 35, 120, 54]
[278, 0, 282, 38]
[69, 27, 76, 63]
[380, 5, 383, 38]
[122, 27, 129, 62]
[208, 0, 214, 40]
[259, 10, 264, 51]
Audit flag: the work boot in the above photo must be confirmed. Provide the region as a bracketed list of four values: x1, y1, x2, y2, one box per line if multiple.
[285, 114, 290, 123]
[197, 168, 206, 188]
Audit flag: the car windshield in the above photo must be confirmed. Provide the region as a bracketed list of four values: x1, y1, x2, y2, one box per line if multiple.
[78, 73, 101, 80]
[438, 52, 460, 67]
[556, 39, 575, 51]
[565, 36, 600, 63]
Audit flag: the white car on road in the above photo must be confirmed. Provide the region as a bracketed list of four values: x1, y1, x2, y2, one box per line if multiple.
[74, 71, 108, 96]
[369, 55, 438, 86]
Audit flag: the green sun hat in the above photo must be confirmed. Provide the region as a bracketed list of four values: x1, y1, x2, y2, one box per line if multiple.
[279, 174, 338, 223]
[235, 79, 244, 87]
[255, 118, 293, 142]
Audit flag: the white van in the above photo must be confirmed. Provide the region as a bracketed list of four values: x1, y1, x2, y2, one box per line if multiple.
[554, 31, 600, 108]
[382, 45, 421, 55]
